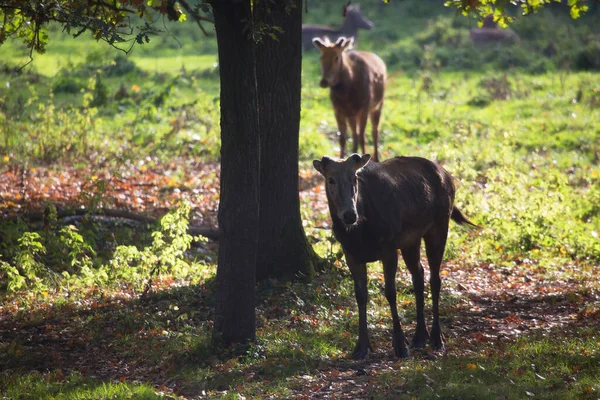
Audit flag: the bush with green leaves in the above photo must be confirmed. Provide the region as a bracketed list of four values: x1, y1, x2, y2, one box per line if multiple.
[0, 203, 201, 294]
[52, 76, 84, 94]
[108, 202, 199, 286]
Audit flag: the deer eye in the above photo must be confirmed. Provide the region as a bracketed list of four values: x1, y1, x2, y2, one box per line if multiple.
[327, 178, 336, 185]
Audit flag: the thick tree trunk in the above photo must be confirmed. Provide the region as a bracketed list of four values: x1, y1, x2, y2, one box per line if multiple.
[212, 1, 259, 345]
[211, 0, 320, 345]
[254, 0, 319, 282]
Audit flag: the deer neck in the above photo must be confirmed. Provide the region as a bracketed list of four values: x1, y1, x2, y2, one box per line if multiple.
[340, 16, 357, 36]
[331, 54, 354, 91]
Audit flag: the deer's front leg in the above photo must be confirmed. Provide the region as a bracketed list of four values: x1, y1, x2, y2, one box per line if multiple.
[382, 249, 409, 358]
[347, 255, 371, 360]
[334, 109, 348, 158]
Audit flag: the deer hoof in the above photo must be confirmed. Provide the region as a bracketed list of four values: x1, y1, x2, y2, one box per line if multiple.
[430, 334, 445, 351]
[393, 332, 409, 358]
[430, 325, 445, 350]
[351, 342, 370, 360]
[410, 333, 429, 349]
[394, 345, 409, 359]
[430, 339, 445, 351]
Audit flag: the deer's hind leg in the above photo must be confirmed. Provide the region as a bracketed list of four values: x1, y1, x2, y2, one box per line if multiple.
[370, 105, 382, 162]
[382, 248, 409, 358]
[424, 221, 449, 350]
[348, 115, 359, 155]
[357, 110, 369, 156]
[401, 242, 429, 349]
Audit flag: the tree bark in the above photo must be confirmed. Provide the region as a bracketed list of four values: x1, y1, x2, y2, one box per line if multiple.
[211, 0, 259, 345]
[211, 0, 321, 345]
[254, 0, 319, 282]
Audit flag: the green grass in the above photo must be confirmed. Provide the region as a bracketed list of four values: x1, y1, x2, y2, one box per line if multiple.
[372, 334, 600, 399]
[1, 372, 163, 400]
[1, 259, 598, 399]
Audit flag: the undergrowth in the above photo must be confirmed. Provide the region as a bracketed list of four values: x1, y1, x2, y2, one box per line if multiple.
[0, 202, 205, 296]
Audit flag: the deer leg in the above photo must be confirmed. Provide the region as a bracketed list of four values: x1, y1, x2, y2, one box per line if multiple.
[401, 242, 429, 349]
[370, 106, 382, 162]
[382, 249, 409, 358]
[348, 115, 359, 154]
[334, 110, 348, 158]
[346, 255, 371, 359]
[424, 223, 449, 350]
[358, 111, 369, 156]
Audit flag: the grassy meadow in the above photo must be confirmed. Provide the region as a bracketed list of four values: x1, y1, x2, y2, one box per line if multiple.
[1, 1, 599, 399]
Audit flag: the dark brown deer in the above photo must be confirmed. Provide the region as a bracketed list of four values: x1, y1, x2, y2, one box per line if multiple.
[313, 153, 478, 359]
[313, 36, 386, 162]
[302, 4, 373, 51]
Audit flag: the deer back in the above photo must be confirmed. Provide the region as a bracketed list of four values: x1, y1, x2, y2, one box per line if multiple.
[329, 51, 386, 117]
[332, 157, 456, 262]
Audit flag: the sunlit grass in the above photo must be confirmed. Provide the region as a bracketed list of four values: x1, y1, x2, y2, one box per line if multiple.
[371, 333, 600, 399]
[8, 50, 217, 77]
[0, 372, 164, 400]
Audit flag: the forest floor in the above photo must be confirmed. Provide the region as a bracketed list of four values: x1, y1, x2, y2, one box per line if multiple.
[1, 160, 599, 399]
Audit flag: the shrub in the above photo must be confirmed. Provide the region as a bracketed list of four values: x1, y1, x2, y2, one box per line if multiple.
[415, 17, 467, 47]
[91, 75, 109, 107]
[104, 54, 140, 77]
[467, 93, 492, 107]
[52, 76, 84, 94]
[0, 203, 197, 294]
[527, 58, 556, 74]
[574, 41, 600, 70]
[479, 74, 512, 100]
[384, 44, 421, 70]
[495, 46, 537, 70]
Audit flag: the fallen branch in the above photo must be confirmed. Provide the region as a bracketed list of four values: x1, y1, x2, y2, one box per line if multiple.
[3, 208, 220, 240]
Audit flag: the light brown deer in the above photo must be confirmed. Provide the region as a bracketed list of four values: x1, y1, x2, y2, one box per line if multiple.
[313, 36, 386, 161]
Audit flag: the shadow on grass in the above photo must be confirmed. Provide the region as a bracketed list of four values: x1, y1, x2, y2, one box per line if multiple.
[1, 265, 599, 398]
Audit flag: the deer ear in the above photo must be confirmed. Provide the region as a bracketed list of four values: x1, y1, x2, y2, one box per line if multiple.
[348, 153, 361, 163]
[342, 36, 354, 50]
[335, 36, 347, 47]
[360, 154, 371, 168]
[312, 37, 326, 50]
[347, 153, 370, 170]
[313, 159, 324, 175]
[348, 153, 370, 170]
[313, 156, 332, 175]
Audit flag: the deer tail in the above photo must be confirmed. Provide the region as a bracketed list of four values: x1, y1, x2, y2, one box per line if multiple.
[451, 207, 481, 229]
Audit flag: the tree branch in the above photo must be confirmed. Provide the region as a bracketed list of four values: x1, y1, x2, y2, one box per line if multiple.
[87, 0, 135, 15]
[4, 208, 220, 241]
[178, 0, 214, 36]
